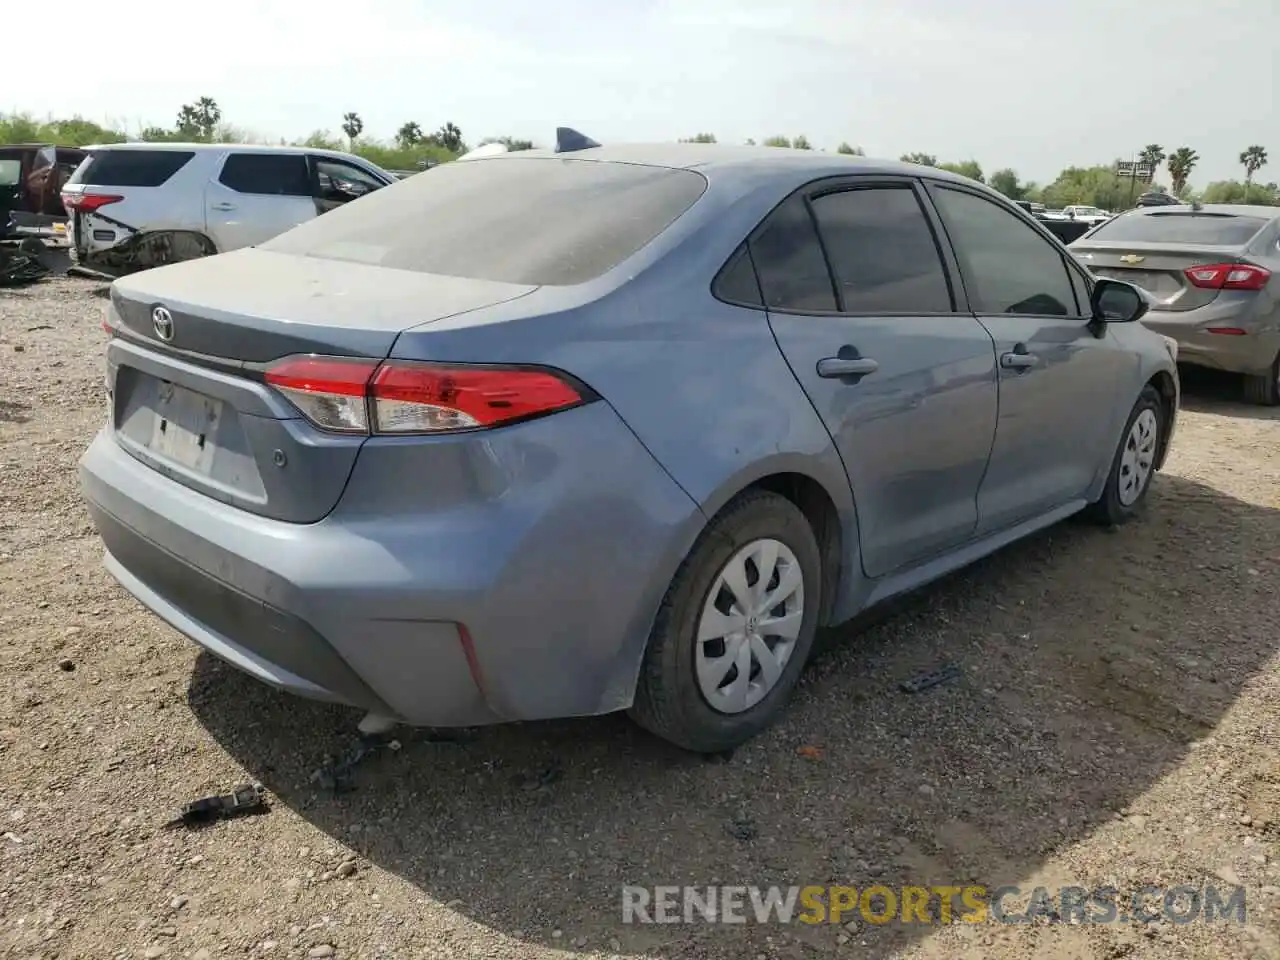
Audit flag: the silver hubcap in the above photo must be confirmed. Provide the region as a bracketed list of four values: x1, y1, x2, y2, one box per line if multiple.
[1118, 408, 1159, 506]
[695, 538, 805, 714]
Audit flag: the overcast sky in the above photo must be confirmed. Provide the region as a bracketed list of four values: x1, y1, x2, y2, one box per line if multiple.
[11, 0, 1276, 188]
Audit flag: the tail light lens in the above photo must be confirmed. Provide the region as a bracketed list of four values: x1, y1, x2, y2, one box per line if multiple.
[1183, 263, 1271, 291]
[264, 355, 591, 435]
[62, 192, 123, 214]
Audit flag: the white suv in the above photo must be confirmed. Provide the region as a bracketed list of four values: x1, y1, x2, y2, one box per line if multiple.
[61, 142, 396, 274]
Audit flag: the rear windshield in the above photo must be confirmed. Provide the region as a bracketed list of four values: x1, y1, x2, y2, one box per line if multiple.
[0, 158, 19, 187]
[1087, 212, 1268, 246]
[69, 150, 195, 187]
[261, 156, 709, 285]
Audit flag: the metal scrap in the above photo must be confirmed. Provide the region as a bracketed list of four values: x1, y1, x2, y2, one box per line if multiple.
[165, 782, 268, 828]
[899, 662, 963, 694]
[0, 244, 50, 287]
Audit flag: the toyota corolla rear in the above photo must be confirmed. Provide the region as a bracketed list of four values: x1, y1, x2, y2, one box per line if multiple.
[1070, 207, 1280, 378]
[78, 153, 710, 726]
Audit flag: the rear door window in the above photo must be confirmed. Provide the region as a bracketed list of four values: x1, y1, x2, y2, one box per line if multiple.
[219, 153, 312, 197]
[262, 157, 708, 285]
[809, 185, 954, 313]
[1084, 212, 1268, 245]
[70, 150, 194, 187]
[748, 194, 837, 312]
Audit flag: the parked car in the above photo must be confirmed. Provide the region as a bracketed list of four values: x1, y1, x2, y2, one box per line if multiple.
[61, 142, 396, 275]
[80, 142, 1179, 753]
[0, 143, 87, 241]
[1135, 191, 1179, 208]
[1070, 203, 1280, 405]
[1063, 204, 1111, 226]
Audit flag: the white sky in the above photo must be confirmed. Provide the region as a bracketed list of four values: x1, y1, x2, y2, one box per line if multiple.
[9, 0, 1276, 188]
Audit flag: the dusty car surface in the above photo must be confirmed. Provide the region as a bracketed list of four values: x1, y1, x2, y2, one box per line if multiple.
[1072, 203, 1280, 405]
[0, 143, 86, 240]
[60, 142, 396, 275]
[79, 143, 1180, 753]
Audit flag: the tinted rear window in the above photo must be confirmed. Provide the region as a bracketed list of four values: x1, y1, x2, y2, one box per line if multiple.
[261, 157, 708, 285]
[219, 153, 311, 196]
[71, 150, 195, 187]
[1087, 212, 1268, 245]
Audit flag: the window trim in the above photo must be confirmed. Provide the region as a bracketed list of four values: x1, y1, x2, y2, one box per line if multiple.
[216, 150, 313, 198]
[922, 180, 1091, 321]
[712, 174, 974, 317]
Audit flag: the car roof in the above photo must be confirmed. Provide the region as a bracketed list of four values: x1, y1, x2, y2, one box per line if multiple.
[478, 142, 986, 189]
[1129, 202, 1280, 219]
[81, 141, 367, 162]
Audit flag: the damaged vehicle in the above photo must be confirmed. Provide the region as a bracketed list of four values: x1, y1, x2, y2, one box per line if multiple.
[1, 143, 87, 242]
[61, 143, 396, 275]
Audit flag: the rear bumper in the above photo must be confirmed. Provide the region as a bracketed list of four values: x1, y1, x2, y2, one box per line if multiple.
[1142, 310, 1280, 376]
[79, 403, 704, 726]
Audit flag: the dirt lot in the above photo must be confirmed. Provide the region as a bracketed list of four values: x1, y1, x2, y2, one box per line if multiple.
[1, 276, 1278, 960]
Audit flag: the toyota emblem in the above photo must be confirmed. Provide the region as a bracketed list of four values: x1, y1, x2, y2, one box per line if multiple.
[152, 306, 174, 342]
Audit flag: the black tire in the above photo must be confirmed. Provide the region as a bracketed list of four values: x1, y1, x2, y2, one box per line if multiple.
[1083, 384, 1165, 526]
[629, 490, 822, 754]
[1242, 352, 1280, 406]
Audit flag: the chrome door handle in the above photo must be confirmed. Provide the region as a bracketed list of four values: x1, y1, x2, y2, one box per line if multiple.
[1000, 352, 1038, 370]
[210, 201, 236, 212]
[817, 357, 879, 379]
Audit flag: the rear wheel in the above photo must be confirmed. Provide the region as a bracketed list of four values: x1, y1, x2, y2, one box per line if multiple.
[629, 490, 821, 754]
[1084, 385, 1165, 526]
[1242, 352, 1280, 406]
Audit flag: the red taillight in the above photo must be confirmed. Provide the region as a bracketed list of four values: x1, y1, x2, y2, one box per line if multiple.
[1206, 327, 1248, 336]
[264, 356, 379, 433]
[1183, 263, 1271, 291]
[263, 355, 590, 435]
[62, 192, 123, 213]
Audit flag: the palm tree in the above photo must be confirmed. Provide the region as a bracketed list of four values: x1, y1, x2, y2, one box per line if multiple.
[341, 112, 363, 150]
[1166, 147, 1199, 196]
[1240, 145, 1268, 187]
[1138, 144, 1165, 175]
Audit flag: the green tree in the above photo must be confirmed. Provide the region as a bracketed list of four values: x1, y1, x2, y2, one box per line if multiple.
[1166, 147, 1199, 196]
[396, 121, 423, 149]
[485, 136, 535, 152]
[679, 132, 717, 143]
[175, 97, 221, 140]
[428, 122, 464, 153]
[341, 112, 364, 148]
[792, 135, 813, 150]
[835, 142, 865, 156]
[900, 152, 937, 166]
[938, 160, 984, 183]
[1240, 145, 1268, 187]
[988, 168, 1023, 199]
[762, 135, 792, 148]
[1200, 179, 1278, 205]
[1042, 164, 1131, 210]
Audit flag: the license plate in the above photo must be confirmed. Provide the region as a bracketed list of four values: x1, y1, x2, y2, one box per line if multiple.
[148, 383, 223, 473]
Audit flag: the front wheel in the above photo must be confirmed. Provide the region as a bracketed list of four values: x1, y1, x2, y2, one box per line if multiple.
[629, 490, 822, 754]
[1084, 384, 1165, 526]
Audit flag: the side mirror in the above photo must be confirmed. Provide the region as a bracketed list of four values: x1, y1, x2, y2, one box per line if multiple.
[1092, 277, 1149, 323]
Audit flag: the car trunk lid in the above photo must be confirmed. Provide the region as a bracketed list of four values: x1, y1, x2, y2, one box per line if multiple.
[1069, 241, 1252, 312]
[105, 248, 537, 523]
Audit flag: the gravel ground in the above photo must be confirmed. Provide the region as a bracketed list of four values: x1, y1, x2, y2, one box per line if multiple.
[1, 276, 1278, 960]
